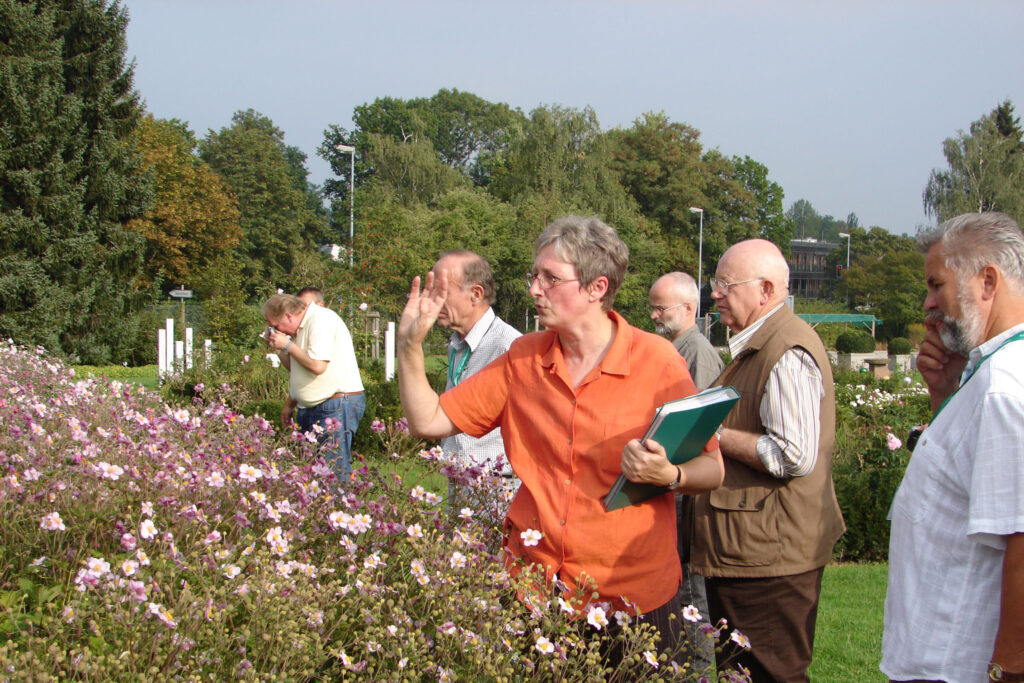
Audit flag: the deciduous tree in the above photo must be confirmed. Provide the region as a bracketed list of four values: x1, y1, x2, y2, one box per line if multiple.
[731, 155, 794, 256]
[199, 110, 329, 295]
[128, 115, 241, 286]
[607, 111, 705, 235]
[924, 100, 1024, 224]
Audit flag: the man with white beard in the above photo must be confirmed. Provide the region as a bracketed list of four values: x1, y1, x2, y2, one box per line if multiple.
[881, 212, 1024, 683]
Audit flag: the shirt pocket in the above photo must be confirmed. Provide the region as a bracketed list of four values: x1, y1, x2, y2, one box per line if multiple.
[707, 484, 781, 567]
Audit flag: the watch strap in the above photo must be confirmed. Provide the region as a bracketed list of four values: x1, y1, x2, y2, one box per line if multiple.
[666, 465, 683, 491]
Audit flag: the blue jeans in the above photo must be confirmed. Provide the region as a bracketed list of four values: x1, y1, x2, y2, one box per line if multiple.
[296, 393, 365, 484]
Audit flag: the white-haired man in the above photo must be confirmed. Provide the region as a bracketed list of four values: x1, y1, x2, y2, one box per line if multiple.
[882, 212, 1024, 683]
[649, 271, 723, 391]
[650, 271, 724, 674]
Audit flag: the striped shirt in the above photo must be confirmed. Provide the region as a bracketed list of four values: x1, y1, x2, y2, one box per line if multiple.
[728, 304, 823, 478]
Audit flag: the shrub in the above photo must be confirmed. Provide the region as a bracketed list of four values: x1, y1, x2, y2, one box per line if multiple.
[831, 371, 931, 561]
[906, 323, 926, 349]
[0, 342, 750, 680]
[887, 337, 912, 355]
[835, 331, 876, 353]
[160, 344, 288, 416]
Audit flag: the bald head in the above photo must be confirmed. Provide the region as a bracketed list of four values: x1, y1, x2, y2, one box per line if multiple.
[720, 240, 789, 291]
[712, 239, 790, 332]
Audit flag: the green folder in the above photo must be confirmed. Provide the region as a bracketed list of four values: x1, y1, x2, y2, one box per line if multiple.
[602, 385, 740, 511]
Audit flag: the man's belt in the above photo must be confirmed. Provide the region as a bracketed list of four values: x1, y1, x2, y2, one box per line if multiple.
[327, 391, 362, 399]
[297, 391, 363, 410]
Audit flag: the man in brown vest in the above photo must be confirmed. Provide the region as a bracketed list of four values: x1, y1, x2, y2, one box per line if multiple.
[691, 239, 845, 682]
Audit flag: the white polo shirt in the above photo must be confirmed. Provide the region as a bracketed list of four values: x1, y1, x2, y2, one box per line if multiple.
[881, 322, 1024, 683]
[290, 305, 363, 408]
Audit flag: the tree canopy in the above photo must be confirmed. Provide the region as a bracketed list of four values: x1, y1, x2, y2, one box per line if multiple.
[199, 109, 330, 296]
[924, 100, 1024, 224]
[128, 115, 242, 286]
[0, 0, 151, 363]
[2, 4, 934, 362]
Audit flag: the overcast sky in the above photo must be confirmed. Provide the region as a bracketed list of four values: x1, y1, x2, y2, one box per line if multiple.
[123, 0, 1023, 235]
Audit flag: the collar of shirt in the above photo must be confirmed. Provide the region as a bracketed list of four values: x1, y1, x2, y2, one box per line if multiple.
[727, 303, 786, 358]
[297, 302, 316, 332]
[962, 320, 1024, 383]
[449, 307, 495, 352]
[539, 310, 633, 379]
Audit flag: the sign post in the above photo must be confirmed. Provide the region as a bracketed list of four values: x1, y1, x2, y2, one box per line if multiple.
[169, 286, 193, 334]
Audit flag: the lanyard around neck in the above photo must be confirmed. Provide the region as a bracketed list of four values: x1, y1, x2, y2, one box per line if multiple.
[447, 345, 471, 387]
[932, 330, 1024, 421]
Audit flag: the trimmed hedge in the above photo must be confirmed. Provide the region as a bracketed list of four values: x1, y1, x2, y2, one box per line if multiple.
[888, 337, 912, 355]
[835, 330, 876, 353]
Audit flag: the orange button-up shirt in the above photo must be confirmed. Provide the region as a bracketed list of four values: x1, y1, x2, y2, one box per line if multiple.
[440, 311, 714, 613]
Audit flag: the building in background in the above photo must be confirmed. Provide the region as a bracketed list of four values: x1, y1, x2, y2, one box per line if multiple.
[789, 238, 840, 298]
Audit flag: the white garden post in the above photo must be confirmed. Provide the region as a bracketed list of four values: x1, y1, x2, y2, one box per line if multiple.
[204, 339, 212, 367]
[185, 328, 193, 369]
[157, 328, 168, 381]
[164, 318, 174, 375]
[385, 321, 396, 381]
[174, 341, 184, 374]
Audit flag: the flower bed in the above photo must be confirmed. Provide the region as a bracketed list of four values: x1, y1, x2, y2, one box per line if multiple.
[0, 342, 748, 681]
[832, 372, 932, 561]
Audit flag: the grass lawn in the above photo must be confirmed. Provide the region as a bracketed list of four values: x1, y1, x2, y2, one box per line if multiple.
[363, 451, 448, 494]
[809, 562, 888, 682]
[73, 364, 160, 390]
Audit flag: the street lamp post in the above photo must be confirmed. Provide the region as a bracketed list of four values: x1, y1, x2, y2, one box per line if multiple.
[838, 232, 851, 305]
[689, 207, 704, 319]
[838, 232, 851, 269]
[336, 144, 356, 267]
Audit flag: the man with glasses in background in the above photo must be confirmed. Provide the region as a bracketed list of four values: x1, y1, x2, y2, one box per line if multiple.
[430, 250, 521, 517]
[649, 271, 723, 391]
[690, 239, 845, 682]
[649, 271, 723, 675]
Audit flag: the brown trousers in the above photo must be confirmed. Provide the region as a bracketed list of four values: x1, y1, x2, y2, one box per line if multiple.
[705, 566, 825, 683]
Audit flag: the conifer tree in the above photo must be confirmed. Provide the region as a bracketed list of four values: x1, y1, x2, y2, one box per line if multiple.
[0, 0, 151, 362]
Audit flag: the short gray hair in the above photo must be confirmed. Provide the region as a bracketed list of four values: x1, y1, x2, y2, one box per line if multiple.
[918, 212, 1024, 293]
[534, 215, 629, 310]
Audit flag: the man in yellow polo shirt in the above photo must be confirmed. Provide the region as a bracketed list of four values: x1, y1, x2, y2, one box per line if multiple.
[263, 293, 364, 484]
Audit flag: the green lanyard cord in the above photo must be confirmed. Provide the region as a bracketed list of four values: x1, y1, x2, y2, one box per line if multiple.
[447, 345, 472, 387]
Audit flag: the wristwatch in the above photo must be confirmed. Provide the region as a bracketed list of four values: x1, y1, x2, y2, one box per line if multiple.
[989, 663, 1024, 682]
[666, 465, 683, 491]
